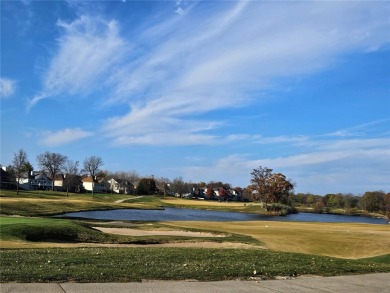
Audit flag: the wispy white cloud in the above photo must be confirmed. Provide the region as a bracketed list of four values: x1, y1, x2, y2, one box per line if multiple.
[27, 1, 390, 146]
[181, 135, 390, 194]
[101, 1, 389, 146]
[0, 78, 16, 98]
[39, 128, 94, 147]
[224, 134, 309, 145]
[175, 7, 184, 16]
[324, 119, 389, 137]
[27, 15, 128, 109]
[26, 93, 47, 111]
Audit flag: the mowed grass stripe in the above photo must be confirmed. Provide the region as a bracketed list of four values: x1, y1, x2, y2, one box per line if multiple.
[165, 221, 390, 259]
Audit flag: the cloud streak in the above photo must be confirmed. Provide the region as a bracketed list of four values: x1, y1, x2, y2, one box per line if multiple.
[181, 134, 390, 194]
[0, 78, 16, 98]
[39, 128, 94, 147]
[100, 1, 389, 146]
[324, 119, 390, 137]
[27, 15, 128, 110]
[26, 2, 389, 145]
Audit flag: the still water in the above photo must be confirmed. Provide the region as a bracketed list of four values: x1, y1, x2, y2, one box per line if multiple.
[57, 208, 388, 224]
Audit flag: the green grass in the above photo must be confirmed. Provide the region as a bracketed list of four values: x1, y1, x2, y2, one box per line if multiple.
[0, 189, 162, 216]
[0, 190, 390, 282]
[362, 254, 390, 264]
[0, 190, 284, 216]
[1, 189, 389, 282]
[0, 216, 259, 247]
[1, 248, 389, 282]
[0, 217, 117, 243]
[1, 189, 127, 201]
[0, 190, 267, 217]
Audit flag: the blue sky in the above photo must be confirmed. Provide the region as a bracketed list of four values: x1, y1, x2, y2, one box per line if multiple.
[1, 0, 389, 195]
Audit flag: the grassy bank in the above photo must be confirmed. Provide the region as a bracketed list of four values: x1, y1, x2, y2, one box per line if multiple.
[167, 221, 390, 259]
[161, 198, 267, 213]
[1, 248, 389, 282]
[1, 188, 390, 282]
[2, 216, 389, 259]
[0, 190, 163, 216]
[0, 216, 259, 248]
[0, 190, 271, 216]
[296, 206, 387, 220]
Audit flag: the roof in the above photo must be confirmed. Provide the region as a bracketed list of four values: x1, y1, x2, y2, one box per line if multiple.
[54, 174, 64, 180]
[82, 176, 106, 183]
[110, 178, 130, 184]
[34, 174, 52, 181]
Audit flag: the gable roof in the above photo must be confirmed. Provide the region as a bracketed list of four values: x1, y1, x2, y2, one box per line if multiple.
[34, 173, 52, 181]
[110, 178, 131, 184]
[54, 174, 64, 181]
[82, 176, 106, 183]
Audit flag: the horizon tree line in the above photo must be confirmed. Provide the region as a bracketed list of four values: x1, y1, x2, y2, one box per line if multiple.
[4, 149, 390, 217]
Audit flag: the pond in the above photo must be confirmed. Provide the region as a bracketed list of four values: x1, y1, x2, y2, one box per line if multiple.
[56, 208, 388, 225]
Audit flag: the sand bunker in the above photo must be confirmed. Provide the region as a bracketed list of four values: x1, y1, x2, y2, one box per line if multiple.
[93, 227, 226, 238]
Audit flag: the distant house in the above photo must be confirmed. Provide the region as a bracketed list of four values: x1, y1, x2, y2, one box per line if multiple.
[54, 174, 65, 191]
[82, 176, 109, 193]
[108, 178, 134, 194]
[52, 174, 83, 193]
[17, 171, 52, 190]
[0, 166, 15, 189]
[192, 187, 205, 198]
[230, 189, 242, 201]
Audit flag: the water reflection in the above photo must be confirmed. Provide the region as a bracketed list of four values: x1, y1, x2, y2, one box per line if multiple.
[57, 208, 388, 224]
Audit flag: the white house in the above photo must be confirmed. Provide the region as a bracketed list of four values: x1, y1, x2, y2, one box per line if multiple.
[108, 178, 134, 194]
[82, 176, 109, 193]
[53, 174, 65, 191]
[18, 172, 52, 190]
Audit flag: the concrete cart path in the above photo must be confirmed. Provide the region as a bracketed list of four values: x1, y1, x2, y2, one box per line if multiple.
[1, 273, 390, 293]
[114, 196, 143, 203]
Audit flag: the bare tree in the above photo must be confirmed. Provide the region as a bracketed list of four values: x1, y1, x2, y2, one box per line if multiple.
[155, 177, 171, 196]
[83, 156, 104, 177]
[170, 177, 191, 197]
[63, 160, 80, 196]
[126, 170, 140, 184]
[36, 152, 67, 191]
[12, 149, 30, 195]
[105, 170, 139, 183]
[83, 156, 104, 196]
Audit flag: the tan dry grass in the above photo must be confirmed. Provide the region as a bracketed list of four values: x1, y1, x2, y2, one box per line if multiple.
[0, 197, 154, 216]
[93, 227, 226, 237]
[164, 221, 390, 259]
[161, 198, 258, 208]
[0, 240, 259, 249]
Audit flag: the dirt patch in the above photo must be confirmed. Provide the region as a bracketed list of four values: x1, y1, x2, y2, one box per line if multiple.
[93, 227, 226, 237]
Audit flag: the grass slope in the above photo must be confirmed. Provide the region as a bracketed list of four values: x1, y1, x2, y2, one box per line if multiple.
[166, 221, 390, 259]
[0, 216, 259, 248]
[1, 248, 389, 282]
[0, 190, 268, 216]
[0, 190, 162, 216]
[1, 189, 390, 283]
[0, 217, 121, 244]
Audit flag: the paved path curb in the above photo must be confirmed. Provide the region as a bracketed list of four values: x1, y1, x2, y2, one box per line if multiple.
[1, 273, 389, 293]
